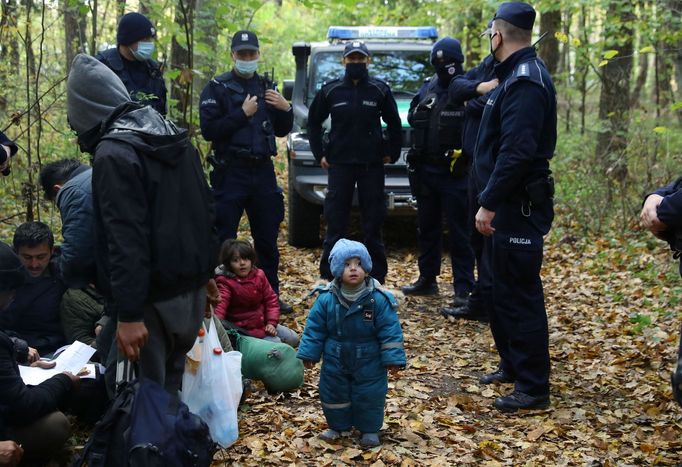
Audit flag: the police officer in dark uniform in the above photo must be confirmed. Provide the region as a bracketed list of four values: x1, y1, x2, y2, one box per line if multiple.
[96, 12, 167, 115]
[199, 30, 294, 313]
[0, 131, 18, 176]
[307, 41, 402, 284]
[400, 37, 475, 305]
[473, 2, 557, 412]
[441, 27, 499, 321]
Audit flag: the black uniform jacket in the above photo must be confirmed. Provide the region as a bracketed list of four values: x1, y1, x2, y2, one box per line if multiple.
[473, 47, 556, 211]
[307, 74, 402, 165]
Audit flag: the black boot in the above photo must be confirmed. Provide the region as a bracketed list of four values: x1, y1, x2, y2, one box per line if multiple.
[493, 391, 550, 412]
[440, 304, 489, 323]
[401, 276, 438, 296]
[279, 299, 294, 315]
[479, 368, 514, 385]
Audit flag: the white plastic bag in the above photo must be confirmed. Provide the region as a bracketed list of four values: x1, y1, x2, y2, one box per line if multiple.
[181, 319, 243, 448]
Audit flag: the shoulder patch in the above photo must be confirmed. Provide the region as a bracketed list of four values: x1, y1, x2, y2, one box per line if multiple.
[516, 62, 530, 77]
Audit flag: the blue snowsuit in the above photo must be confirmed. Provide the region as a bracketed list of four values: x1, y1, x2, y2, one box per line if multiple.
[297, 279, 406, 433]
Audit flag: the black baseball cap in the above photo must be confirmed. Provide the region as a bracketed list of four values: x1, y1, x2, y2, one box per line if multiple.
[493, 2, 536, 31]
[343, 41, 370, 57]
[231, 30, 259, 52]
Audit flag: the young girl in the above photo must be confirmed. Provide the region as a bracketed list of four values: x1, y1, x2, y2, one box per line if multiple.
[214, 239, 298, 347]
[297, 239, 405, 447]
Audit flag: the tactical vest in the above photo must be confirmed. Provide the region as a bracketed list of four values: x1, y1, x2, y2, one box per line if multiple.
[410, 78, 466, 173]
[214, 72, 277, 158]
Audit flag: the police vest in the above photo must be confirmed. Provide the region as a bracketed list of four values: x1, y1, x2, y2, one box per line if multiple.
[212, 72, 277, 158]
[97, 48, 167, 115]
[410, 77, 466, 170]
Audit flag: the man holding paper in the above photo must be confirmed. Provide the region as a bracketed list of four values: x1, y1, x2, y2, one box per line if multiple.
[0, 241, 80, 464]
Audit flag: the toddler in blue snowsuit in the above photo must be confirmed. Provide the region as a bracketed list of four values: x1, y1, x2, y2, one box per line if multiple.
[297, 239, 406, 447]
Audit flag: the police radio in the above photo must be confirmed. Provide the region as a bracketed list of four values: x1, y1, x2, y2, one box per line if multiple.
[263, 68, 277, 91]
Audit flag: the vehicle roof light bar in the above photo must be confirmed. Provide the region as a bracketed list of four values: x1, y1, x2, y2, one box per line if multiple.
[327, 26, 438, 41]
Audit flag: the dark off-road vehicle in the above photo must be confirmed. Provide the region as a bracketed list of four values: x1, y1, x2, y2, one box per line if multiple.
[282, 26, 438, 247]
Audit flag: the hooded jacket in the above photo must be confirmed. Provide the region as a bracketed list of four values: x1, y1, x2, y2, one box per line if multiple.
[213, 265, 279, 338]
[67, 54, 218, 322]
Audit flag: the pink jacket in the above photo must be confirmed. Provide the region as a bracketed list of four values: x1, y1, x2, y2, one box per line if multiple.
[214, 266, 279, 338]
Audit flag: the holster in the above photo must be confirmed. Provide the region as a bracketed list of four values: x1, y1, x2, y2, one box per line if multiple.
[524, 176, 555, 205]
[207, 154, 227, 187]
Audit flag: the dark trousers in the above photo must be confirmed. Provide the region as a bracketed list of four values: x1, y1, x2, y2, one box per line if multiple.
[320, 164, 387, 283]
[104, 287, 206, 397]
[10, 411, 70, 464]
[213, 163, 285, 295]
[467, 175, 493, 313]
[489, 200, 553, 396]
[414, 167, 474, 295]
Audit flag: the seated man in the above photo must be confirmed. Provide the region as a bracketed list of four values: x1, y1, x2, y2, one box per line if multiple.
[40, 159, 96, 288]
[0, 241, 79, 465]
[0, 222, 66, 355]
[60, 286, 106, 348]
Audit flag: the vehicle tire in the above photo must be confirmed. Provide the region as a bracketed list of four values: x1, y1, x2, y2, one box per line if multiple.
[288, 176, 322, 247]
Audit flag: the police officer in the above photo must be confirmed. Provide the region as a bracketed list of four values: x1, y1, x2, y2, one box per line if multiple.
[96, 12, 167, 114]
[441, 27, 499, 321]
[400, 38, 475, 305]
[474, 2, 557, 412]
[199, 30, 294, 314]
[308, 41, 402, 284]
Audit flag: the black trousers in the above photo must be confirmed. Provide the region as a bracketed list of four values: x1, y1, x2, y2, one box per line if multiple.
[489, 199, 553, 396]
[320, 164, 387, 283]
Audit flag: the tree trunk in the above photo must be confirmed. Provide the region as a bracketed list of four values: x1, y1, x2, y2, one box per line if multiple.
[63, 0, 87, 71]
[538, 9, 560, 75]
[170, 0, 195, 129]
[630, 52, 649, 108]
[595, 1, 635, 184]
[193, 0, 217, 107]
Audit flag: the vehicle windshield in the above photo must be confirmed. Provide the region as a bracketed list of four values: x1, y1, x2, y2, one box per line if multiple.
[308, 50, 430, 101]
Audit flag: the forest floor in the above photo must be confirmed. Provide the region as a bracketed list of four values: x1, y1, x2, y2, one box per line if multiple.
[211, 212, 682, 466]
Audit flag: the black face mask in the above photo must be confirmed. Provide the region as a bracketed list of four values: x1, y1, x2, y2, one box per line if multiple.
[435, 62, 459, 86]
[489, 32, 501, 60]
[345, 63, 368, 81]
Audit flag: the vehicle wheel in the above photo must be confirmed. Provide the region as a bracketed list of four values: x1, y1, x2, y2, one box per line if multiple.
[288, 176, 322, 247]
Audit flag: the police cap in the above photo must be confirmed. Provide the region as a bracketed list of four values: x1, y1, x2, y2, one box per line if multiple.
[343, 41, 370, 57]
[231, 30, 259, 52]
[480, 20, 493, 37]
[430, 37, 464, 65]
[494, 2, 536, 31]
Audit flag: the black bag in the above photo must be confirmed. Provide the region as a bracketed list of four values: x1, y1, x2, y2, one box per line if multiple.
[73, 377, 216, 467]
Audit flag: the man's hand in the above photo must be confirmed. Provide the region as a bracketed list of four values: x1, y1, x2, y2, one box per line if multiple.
[640, 194, 667, 234]
[62, 371, 81, 390]
[475, 207, 496, 236]
[303, 360, 316, 370]
[383, 156, 391, 164]
[476, 79, 499, 95]
[242, 94, 258, 117]
[26, 347, 39, 364]
[116, 321, 149, 362]
[320, 157, 330, 169]
[264, 324, 277, 336]
[0, 440, 23, 466]
[265, 89, 291, 111]
[30, 359, 56, 369]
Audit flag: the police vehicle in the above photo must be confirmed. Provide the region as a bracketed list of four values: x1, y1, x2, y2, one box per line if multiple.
[283, 26, 437, 247]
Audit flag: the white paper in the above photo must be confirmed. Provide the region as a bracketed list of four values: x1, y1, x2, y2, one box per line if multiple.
[18, 341, 97, 385]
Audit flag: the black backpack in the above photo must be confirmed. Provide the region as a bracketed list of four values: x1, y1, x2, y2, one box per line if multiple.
[73, 378, 216, 467]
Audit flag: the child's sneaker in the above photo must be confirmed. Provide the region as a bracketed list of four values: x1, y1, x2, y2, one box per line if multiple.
[319, 429, 341, 441]
[359, 432, 380, 447]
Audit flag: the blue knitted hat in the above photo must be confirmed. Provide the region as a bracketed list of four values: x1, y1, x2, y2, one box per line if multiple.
[329, 239, 373, 278]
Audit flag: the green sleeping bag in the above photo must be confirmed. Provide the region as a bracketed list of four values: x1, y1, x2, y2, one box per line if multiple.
[235, 333, 304, 393]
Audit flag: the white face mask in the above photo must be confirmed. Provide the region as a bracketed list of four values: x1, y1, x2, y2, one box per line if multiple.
[131, 41, 155, 61]
[235, 58, 258, 75]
